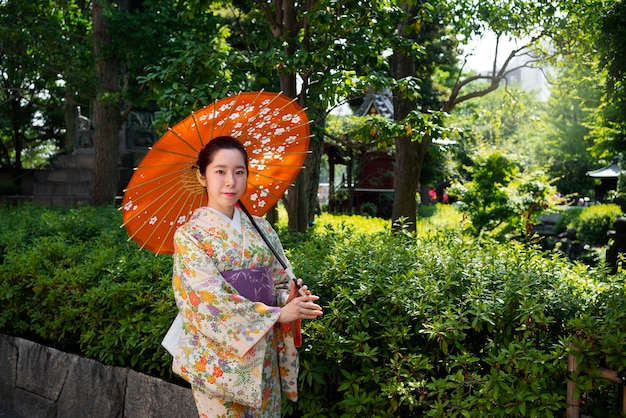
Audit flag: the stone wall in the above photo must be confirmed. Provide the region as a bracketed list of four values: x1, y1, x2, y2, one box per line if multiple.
[0, 334, 198, 418]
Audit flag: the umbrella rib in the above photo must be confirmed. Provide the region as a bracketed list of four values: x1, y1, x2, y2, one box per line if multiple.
[235, 91, 296, 136]
[214, 91, 252, 138]
[245, 184, 290, 207]
[248, 170, 299, 187]
[249, 163, 308, 172]
[121, 177, 188, 229]
[240, 123, 313, 149]
[152, 191, 204, 254]
[126, 161, 193, 170]
[191, 111, 207, 150]
[231, 90, 267, 136]
[165, 126, 202, 155]
[248, 150, 310, 159]
[124, 179, 200, 249]
[205, 99, 219, 145]
[148, 145, 198, 159]
[150, 188, 199, 254]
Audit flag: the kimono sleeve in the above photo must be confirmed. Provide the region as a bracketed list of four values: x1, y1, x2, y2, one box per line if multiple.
[172, 225, 281, 358]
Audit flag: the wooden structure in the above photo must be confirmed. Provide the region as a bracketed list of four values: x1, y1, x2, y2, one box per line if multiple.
[567, 345, 626, 417]
[586, 158, 622, 202]
[328, 90, 396, 218]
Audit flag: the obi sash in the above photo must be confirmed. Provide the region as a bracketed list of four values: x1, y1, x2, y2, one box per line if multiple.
[221, 266, 274, 306]
[162, 266, 275, 357]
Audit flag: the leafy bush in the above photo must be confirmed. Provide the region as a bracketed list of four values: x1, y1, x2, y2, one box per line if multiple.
[448, 150, 519, 236]
[2, 204, 626, 417]
[290, 226, 603, 417]
[448, 149, 557, 239]
[575, 203, 623, 244]
[0, 204, 177, 378]
[553, 204, 623, 244]
[565, 272, 626, 418]
[360, 202, 378, 217]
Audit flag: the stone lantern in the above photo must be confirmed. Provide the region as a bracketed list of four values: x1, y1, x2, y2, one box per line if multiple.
[606, 216, 626, 273]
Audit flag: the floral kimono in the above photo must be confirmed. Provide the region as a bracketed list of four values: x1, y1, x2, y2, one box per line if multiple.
[170, 206, 299, 417]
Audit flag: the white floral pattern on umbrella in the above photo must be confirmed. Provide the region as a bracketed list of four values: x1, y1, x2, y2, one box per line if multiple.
[120, 91, 311, 254]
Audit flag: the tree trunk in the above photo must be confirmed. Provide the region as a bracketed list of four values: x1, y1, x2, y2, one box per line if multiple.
[10, 95, 22, 172]
[392, 135, 420, 228]
[91, 0, 121, 206]
[64, 87, 76, 153]
[279, 73, 307, 232]
[389, 1, 434, 230]
[256, 0, 315, 233]
[277, 2, 312, 233]
[390, 29, 419, 230]
[303, 83, 324, 226]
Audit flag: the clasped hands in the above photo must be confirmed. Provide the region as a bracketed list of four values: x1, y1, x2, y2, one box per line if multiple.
[279, 278, 323, 323]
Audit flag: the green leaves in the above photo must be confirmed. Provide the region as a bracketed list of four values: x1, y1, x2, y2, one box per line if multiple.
[2, 204, 626, 415]
[289, 214, 621, 416]
[0, 204, 175, 377]
[449, 148, 558, 238]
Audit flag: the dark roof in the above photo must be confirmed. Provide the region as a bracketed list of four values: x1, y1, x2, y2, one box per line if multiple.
[355, 90, 394, 119]
[587, 162, 623, 178]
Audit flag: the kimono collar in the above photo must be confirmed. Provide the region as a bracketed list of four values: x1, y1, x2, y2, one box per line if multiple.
[206, 206, 242, 231]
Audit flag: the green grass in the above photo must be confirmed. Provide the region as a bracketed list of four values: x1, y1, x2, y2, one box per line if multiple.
[276, 203, 463, 236]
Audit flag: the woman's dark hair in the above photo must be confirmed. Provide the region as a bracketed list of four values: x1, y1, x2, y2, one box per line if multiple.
[196, 136, 248, 176]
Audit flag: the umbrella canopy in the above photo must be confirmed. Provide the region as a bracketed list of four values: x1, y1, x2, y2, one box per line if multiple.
[121, 91, 311, 254]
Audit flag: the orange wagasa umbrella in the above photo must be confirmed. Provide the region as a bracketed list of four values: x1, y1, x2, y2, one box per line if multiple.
[120, 91, 311, 255]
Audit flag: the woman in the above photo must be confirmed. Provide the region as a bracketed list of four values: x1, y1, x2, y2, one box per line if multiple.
[170, 136, 323, 417]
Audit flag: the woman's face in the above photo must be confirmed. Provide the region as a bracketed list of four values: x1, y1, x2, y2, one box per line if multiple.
[200, 148, 247, 217]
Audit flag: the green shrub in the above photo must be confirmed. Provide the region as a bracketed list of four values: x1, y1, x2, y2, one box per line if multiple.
[290, 227, 598, 417]
[553, 207, 583, 234]
[360, 202, 378, 217]
[575, 203, 623, 244]
[0, 204, 176, 377]
[553, 204, 623, 244]
[564, 272, 626, 418]
[448, 149, 556, 239]
[2, 204, 626, 416]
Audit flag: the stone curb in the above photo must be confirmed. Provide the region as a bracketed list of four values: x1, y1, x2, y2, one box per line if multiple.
[0, 334, 197, 418]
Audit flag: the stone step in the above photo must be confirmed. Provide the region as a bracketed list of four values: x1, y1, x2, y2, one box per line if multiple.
[35, 168, 93, 183]
[33, 181, 91, 197]
[50, 151, 94, 169]
[31, 195, 91, 207]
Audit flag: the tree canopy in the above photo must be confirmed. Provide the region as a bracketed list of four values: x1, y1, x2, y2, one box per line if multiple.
[1, 0, 623, 228]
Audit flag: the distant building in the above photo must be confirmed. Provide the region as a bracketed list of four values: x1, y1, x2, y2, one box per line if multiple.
[505, 56, 551, 101]
[328, 90, 396, 218]
[587, 158, 623, 202]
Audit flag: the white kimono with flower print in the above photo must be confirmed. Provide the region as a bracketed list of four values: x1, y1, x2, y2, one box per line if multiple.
[171, 206, 299, 409]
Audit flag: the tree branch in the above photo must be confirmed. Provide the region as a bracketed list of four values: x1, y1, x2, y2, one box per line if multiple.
[444, 35, 548, 112]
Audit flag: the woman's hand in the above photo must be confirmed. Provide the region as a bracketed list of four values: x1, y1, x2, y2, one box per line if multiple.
[279, 280, 323, 323]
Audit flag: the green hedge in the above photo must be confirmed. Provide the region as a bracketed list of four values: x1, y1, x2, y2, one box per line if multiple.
[1, 204, 625, 417]
[289, 224, 626, 417]
[554, 203, 623, 244]
[0, 204, 176, 378]
[576, 204, 623, 244]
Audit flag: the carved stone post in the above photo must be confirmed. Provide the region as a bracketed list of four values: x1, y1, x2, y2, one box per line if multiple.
[606, 217, 626, 273]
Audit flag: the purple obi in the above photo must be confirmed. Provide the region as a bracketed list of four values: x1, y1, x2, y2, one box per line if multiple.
[221, 266, 275, 306]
